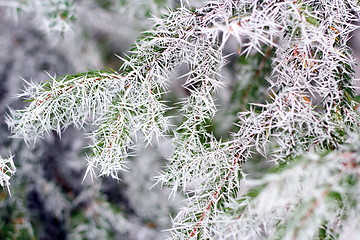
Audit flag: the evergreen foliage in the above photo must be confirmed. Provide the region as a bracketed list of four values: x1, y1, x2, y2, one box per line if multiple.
[2, 0, 360, 239]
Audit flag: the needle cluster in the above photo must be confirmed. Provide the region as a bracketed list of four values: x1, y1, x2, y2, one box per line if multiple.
[0, 156, 16, 195]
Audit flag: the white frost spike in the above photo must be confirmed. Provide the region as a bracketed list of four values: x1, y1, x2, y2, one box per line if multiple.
[0, 155, 16, 197]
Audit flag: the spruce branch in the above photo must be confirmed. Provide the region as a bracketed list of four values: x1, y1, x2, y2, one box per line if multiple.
[6, 71, 124, 144]
[212, 133, 360, 240]
[162, 1, 360, 238]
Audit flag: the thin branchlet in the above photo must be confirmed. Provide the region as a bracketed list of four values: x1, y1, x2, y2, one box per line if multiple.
[0, 155, 16, 197]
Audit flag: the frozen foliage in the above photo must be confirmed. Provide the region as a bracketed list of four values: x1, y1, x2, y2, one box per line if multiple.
[212, 133, 360, 240]
[0, 3, 179, 239]
[0, 0, 76, 33]
[4, 0, 360, 239]
[0, 156, 15, 195]
[8, 71, 123, 144]
[0, 0, 196, 35]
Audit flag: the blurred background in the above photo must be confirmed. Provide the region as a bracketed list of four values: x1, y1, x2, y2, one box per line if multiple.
[0, 1, 359, 239]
